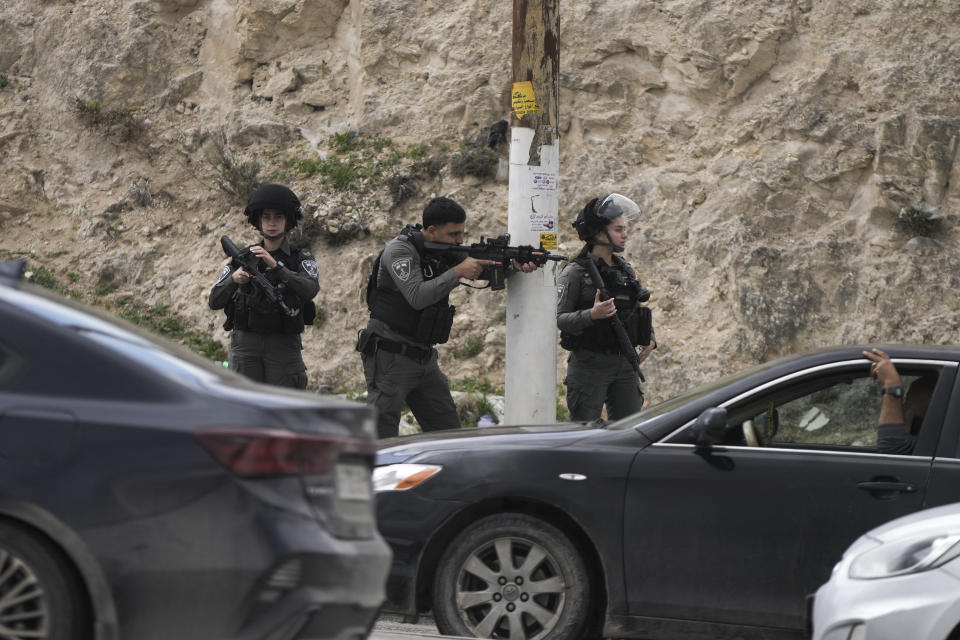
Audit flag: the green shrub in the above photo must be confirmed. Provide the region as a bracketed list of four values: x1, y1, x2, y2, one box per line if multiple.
[456, 393, 498, 429]
[387, 173, 416, 205]
[71, 98, 146, 141]
[896, 205, 942, 237]
[455, 336, 484, 359]
[210, 139, 261, 203]
[450, 376, 501, 395]
[112, 298, 227, 361]
[94, 283, 119, 297]
[27, 266, 67, 294]
[406, 142, 429, 159]
[449, 146, 499, 178]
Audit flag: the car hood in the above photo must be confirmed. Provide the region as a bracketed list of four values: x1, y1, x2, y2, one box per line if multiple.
[376, 422, 601, 464]
[866, 502, 960, 543]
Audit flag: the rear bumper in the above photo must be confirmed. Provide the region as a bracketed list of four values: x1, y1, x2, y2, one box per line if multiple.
[81, 480, 392, 640]
[231, 546, 392, 640]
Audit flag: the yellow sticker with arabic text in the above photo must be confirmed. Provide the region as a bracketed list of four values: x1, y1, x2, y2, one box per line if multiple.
[539, 233, 557, 250]
[512, 81, 540, 119]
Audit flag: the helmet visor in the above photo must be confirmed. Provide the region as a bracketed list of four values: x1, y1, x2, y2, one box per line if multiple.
[596, 193, 640, 222]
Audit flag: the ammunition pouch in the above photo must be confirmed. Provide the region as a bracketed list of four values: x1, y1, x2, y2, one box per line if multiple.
[559, 331, 582, 352]
[302, 300, 317, 325]
[413, 303, 455, 345]
[635, 306, 653, 346]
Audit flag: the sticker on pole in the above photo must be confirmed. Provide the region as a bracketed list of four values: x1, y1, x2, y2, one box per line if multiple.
[529, 212, 556, 232]
[532, 173, 556, 191]
[512, 81, 540, 118]
[540, 233, 558, 250]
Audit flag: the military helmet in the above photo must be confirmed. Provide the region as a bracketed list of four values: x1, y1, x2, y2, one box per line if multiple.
[572, 193, 641, 241]
[244, 183, 303, 231]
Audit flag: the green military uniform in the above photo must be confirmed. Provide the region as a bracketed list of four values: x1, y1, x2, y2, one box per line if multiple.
[557, 254, 655, 421]
[358, 228, 462, 438]
[209, 239, 319, 388]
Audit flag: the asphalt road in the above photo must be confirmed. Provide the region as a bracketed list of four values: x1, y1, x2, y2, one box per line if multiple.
[370, 613, 465, 639]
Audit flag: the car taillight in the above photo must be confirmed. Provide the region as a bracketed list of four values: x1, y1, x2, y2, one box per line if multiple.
[195, 428, 378, 478]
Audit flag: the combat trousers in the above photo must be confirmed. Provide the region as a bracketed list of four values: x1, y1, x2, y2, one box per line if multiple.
[360, 345, 459, 439]
[230, 330, 308, 389]
[564, 349, 644, 422]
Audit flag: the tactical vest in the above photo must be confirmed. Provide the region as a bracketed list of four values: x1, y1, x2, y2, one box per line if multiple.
[560, 256, 652, 351]
[227, 246, 313, 334]
[366, 226, 456, 345]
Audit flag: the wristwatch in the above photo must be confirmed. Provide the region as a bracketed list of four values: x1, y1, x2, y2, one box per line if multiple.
[882, 386, 903, 398]
[272, 261, 285, 271]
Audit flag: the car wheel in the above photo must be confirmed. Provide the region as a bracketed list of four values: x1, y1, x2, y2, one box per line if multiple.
[433, 513, 590, 640]
[0, 521, 88, 640]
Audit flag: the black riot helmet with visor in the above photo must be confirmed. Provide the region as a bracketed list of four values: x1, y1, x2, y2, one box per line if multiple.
[572, 193, 641, 252]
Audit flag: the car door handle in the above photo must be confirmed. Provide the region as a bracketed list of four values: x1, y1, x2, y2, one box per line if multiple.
[857, 481, 917, 493]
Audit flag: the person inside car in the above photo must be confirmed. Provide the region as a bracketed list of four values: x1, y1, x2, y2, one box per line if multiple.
[863, 347, 936, 454]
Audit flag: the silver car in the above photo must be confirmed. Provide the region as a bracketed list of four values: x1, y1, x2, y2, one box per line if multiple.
[812, 501, 960, 640]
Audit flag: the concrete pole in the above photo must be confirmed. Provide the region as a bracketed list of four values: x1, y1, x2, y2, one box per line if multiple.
[504, 0, 560, 425]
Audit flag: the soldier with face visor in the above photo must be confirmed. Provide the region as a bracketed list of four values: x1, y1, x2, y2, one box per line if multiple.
[557, 194, 656, 421]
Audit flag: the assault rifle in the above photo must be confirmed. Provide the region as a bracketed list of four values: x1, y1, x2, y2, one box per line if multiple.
[220, 236, 299, 317]
[423, 234, 568, 290]
[582, 256, 645, 382]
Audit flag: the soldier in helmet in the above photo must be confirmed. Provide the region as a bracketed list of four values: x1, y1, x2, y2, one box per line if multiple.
[209, 183, 320, 389]
[557, 194, 656, 421]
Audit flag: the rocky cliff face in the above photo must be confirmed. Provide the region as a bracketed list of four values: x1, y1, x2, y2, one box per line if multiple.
[2, 0, 959, 409]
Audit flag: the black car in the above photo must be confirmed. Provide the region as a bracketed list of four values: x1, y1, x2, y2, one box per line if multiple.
[374, 344, 960, 640]
[0, 260, 390, 640]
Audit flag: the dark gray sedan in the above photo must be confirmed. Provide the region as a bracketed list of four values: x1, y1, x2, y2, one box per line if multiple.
[0, 260, 390, 640]
[375, 344, 960, 640]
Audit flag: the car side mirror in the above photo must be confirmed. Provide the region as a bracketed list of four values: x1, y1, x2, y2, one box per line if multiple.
[692, 407, 728, 448]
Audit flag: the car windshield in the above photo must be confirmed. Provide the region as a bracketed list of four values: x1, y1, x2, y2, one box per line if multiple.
[1, 282, 235, 384]
[602, 360, 775, 429]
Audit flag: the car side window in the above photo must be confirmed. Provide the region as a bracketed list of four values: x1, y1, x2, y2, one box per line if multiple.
[721, 368, 940, 452]
[730, 376, 879, 450]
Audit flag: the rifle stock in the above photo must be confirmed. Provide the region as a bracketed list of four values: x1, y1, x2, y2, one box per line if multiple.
[582, 256, 645, 382]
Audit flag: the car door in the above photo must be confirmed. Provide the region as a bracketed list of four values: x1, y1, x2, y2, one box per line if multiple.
[622, 358, 957, 631]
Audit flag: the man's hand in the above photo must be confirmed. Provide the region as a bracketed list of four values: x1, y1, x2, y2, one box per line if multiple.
[454, 257, 496, 280]
[589, 290, 617, 320]
[511, 259, 542, 273]
[863, 348, 902, 388]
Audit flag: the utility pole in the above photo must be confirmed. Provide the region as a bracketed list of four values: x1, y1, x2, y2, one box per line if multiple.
[504, 0, 560, 425]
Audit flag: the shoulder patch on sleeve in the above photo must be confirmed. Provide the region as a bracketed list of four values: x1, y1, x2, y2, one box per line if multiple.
[301, 259, 319, 278]
[391, 257, 412, 282]
[216, 264, 232, 284]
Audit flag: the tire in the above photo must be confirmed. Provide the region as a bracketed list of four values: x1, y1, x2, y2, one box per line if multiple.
[0, 521, 89, 640]
[432, 513, 591, 640]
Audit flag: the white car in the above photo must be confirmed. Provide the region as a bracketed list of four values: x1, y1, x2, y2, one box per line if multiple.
[812, 502, 960, 640]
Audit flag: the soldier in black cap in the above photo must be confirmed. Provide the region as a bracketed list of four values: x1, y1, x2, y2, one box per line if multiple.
[557, 194, 656, 421]
[209, 184, 319, 389]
